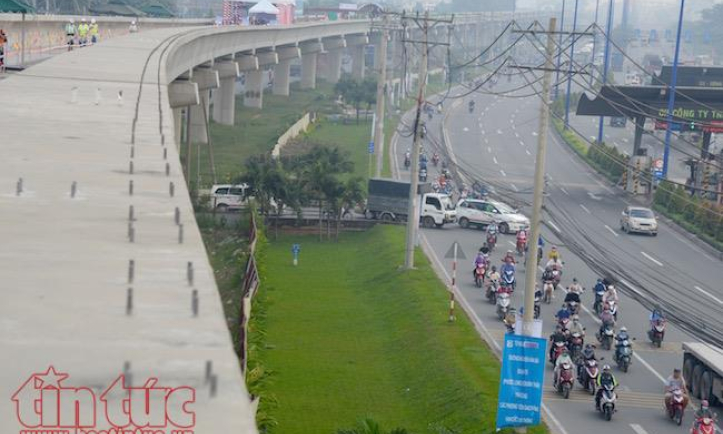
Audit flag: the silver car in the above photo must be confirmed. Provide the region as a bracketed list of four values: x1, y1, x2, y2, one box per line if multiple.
[620, 206, 658, 236]
[456, 198, 530, 233]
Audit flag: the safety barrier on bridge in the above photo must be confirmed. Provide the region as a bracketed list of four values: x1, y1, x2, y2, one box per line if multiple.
[239, 211, 260, 374]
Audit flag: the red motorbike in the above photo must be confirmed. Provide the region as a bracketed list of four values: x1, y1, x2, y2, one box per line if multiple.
[568, 331, 584, 360]
[486, 233, 497, 251]
[516, 238, 526, 256]
[555, 361, 575, 399]
[665, 388, 687, 426]
[691, 417, 716, 434]
[649, 319, 666, 348]
[578, 358, 599, 395]
[550, 341, 566, 364]
[474, 263, 486, 288]
[551, 265, 562, 289]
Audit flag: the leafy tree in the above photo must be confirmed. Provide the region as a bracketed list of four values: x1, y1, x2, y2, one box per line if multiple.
[334, 75, 375, 124]
[326, 176, 365, 241]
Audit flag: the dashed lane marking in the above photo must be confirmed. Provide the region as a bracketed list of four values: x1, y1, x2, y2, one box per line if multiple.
[500, 170, 507, 177]
[641, 251, 663, 267]
[580, 204, 591, 214]
[695, 285, 723, 305]
[604, 225, 619, 237]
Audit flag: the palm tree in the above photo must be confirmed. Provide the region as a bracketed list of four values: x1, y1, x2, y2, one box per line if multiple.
[327, 177, 365, 241]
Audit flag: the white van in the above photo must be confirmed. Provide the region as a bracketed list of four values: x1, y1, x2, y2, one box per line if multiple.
[210, 183, 250, 211]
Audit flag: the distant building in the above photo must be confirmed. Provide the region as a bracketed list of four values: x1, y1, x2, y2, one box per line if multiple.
[222, 0, 296, 25]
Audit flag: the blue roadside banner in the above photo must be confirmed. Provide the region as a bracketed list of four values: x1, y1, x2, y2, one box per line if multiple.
[496, 333, 547, 430]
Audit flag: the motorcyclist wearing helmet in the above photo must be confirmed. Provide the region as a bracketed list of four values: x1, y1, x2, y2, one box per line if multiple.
[569, 314, 585, 337]
[568, 278, 583, 295]
[473, 250, 488, 281]
[516, 228, 528, 245]
[503, 250, 516, 264]
[578, 343, 597, 378]
[598, 306, 615, 337]
[614, 326, 631, 360]
[593, 278, 606, 295]
[650, 308, 666, 329]
[603, 284, 619, 304]
[503, 307, 516, 333]
[564, 289, 581, 307]
[487, 265, 500, 287]
[549, 325, 567, 361]
[554, 348, 574, 386]
[664, 368, 689, 408]
[595, 365, 619, 410]
[542, 266, 555, 283]
[548, 245, 561, 261]
[694, 400, 715, 425]
[486, 221, 499, 239]
[556, 304, 571, 323]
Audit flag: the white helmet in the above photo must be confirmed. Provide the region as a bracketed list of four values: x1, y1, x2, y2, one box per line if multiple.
[69, 18, 75, 24]
[91, 18, 96, 24]
[81, 18, 86, 22]
[620, 326, 628, 332]
[607, 285, 614, 290]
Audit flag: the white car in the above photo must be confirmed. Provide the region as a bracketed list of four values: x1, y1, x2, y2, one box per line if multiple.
[210, 183, 250, 211]
[456, 198, 530, 233]
[620, 206, 658, 235]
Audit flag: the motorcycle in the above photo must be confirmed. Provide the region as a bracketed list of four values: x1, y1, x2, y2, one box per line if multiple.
[486, 279, 499, 304]
[555, 361, 575, 399]
[566, 299, 580, 316]
[404, 155, 411, 169]
[516, 238, 526, 256]
[486, 233, 497, 251]
[543, 280, 554, 304]
[558, 316, 571, 333]
[502, 269, 515, 292]
[496, 287, 511, 320]
[648, 319, 666, 348]
[468, 102, 475, 113]
[551, 267, 562, 290]
[606, 300, 619, 321]
[578, 358, 599, 395]
[665, 388, 687, 426]
[419, 168, 428, 182]
[598, 322, 615, 351]
[432, 153, 440, 167]
[534, 292, 541, 319]
[568, 331, 584, 360]
[549, 341, 566, 365]
[593, 289, 605, 314]
[691, 417, 717, 434]
[614, 339, 633, 373]
[474, 264, 486, 288]
[598, 383, 617, 421]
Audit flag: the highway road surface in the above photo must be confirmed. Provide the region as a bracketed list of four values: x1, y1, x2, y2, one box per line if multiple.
[389, 79, 722, 434]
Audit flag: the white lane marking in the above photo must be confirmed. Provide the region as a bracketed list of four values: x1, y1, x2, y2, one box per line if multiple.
[484, 137, 489, 144]
[487, 146, 492, 153]
[532, 131, 538, 136]
[493, 156, 499, 165]
[622, 138, 629, 143]
[497, 129, 503, 134]
[511, 183, 519, 192]
[481, 129, 486, 135]
[525, 149, 532, 156]
[538, 266, 545, 273]
[548, 220, 561, 232]
[630, 424, 649, 434]
[604, 225, 619, 237]
[605, 134, 610, 139]
[463, 127, 469, 132]
[580, 204, 591, 214]
[695, 286, 723, 305]
[508, 240, 516, 247]
[541, 402, 571, 434]
[587, 192, 602, 200]
[560, 187, 569, 195]
[641, 251, 663, 267]
[514, 132, 520, 138]
[519, 141, 525, 146]
[500, 170, 507, 177]
[512, 124, 516, 130]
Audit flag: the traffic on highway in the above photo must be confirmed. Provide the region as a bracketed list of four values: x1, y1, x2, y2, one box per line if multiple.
[388, 75, 723, 434]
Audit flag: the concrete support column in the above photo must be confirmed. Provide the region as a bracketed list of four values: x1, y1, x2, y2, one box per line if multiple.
[301, 52, 318, 89]
[273, 59, 292, 96]
[173, 107, 184, 146]
[325, 49, 343, 83]
[212, 77, 236, 125]
[351, 44, 365, 80]
[190, 90, 210, 143]
[244, 70, 264, 108]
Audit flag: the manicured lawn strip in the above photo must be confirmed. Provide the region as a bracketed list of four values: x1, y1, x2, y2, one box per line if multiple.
[252, 225, 548, 434]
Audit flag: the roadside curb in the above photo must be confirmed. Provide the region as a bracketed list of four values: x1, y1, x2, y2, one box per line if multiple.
[549, 122, 723, 261]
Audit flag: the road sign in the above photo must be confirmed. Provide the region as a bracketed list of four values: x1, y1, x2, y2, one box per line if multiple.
[653, 158, 663, 170]
[444, 241, 467, 260]
[496, 334, 547, 430]
[653, 169, 664, 181]
[368, 141, 374, 154]
[291, 244, 301, 266]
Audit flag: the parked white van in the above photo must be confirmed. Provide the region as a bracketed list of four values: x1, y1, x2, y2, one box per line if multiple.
[210, 184, 250, 211]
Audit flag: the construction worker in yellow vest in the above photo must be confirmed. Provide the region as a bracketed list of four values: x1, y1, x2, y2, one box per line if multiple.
[77, 18, 89, 47]
[89, 18, 99, 44]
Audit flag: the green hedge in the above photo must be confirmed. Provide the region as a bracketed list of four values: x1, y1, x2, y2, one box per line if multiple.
[653, 180, 723, 251]
[553, 118, 628, 184]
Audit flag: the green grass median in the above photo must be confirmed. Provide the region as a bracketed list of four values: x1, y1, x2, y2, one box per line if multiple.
[250, 225, 548, 434]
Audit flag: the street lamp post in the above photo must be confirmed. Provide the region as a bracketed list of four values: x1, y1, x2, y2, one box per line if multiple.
[563, 0, 580, 129]
[596, 0, 614, 145]
[662, 0, 686, 179]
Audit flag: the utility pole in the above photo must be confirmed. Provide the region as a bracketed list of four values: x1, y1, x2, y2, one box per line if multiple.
[522, 17, 557, 336]
[554, 0, 566, 100]
[374, 15, 389, 178]
[590, 0, 600, 86]
[596, 0, 614, 145]
[404, 11, 429, 270]
[663, 0, 686, 179]
[563, 0, 579, 129]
